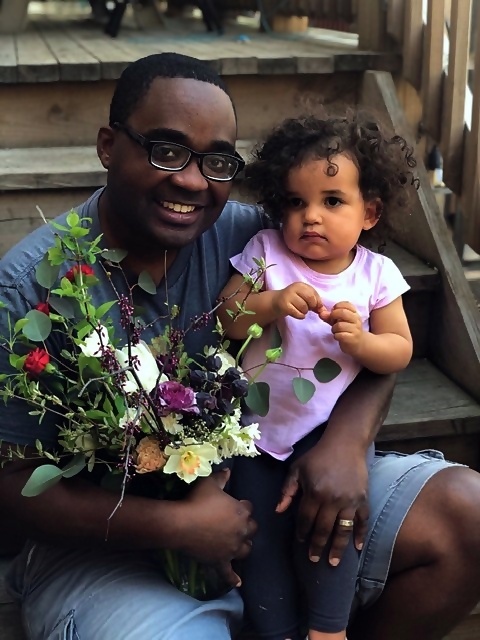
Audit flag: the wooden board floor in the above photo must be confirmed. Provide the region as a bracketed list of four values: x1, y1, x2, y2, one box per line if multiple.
[0, 1, 401, 83]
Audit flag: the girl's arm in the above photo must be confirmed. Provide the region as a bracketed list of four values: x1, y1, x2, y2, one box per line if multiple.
[331, 297, 412, 374]
[218, 273, 323, 340]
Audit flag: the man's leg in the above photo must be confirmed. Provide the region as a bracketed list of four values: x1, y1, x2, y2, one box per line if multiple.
[349, 463, 480, 640]
[7, 542, 243, 640]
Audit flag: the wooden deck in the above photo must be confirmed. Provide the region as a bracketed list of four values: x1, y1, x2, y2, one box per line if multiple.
[0, 1, 400, 84]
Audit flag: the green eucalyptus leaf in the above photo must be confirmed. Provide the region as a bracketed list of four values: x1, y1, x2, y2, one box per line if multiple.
[61, 453, 86, 478]
[22, 309, 52, 342]
[313, 358, 342, 383]
[66, 211, 80, 227]
[48, 295, 77, 319]
[35, 256, 60, 289]
[245, 381, 270, 417]
[96, 300, 117, 319]
[101, 248, 128, 263]
[14, 318, 29, 333]
[138, 271, 156, 295]
[292, 377, 315, 404]
[21, 465, 64, 497]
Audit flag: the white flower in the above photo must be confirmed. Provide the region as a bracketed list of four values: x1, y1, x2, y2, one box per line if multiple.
[161, 412, 183, 435]
[118, 406, 141, 429]
[205, 347, 237, 375]
[163, 439, 217, 484]
[80, 324, 110, 357]
[115, 341, 166, 394]
[211, 421, 261, 461]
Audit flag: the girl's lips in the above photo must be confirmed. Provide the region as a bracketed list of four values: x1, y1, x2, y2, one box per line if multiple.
[301, 232, 327, 241]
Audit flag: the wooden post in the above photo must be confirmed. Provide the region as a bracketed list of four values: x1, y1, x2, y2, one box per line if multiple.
[403, 0, 424, 90]
[441, 0, 472, 195]
[0, 0, 29, 34]
[357, 0, 391, 51]
[422, 0, 445, 141]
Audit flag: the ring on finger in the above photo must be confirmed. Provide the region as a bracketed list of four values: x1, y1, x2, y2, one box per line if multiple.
[338, 518, 354, 528]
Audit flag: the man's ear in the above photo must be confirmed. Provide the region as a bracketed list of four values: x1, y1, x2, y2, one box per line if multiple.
[363, 198, 382, 231]
[97, 127, 115, 169]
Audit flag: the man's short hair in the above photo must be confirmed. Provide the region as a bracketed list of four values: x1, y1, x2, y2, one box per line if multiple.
[109, 52, 234, 126]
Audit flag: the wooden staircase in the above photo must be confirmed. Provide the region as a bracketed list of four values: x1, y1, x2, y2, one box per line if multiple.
[0, 14, 480, 640]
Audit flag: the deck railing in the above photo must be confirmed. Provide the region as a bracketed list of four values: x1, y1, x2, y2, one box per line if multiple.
[356, 0, 480, 255]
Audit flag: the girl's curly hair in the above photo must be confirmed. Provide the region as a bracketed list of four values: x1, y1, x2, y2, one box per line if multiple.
[244, 109, 417, 237]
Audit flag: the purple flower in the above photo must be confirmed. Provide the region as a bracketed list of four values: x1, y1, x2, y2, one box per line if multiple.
[156, 381, 199, 414]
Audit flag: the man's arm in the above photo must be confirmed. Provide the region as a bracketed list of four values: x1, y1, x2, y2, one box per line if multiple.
[277, 368, 395, 564]
[0, 450, 255, 575]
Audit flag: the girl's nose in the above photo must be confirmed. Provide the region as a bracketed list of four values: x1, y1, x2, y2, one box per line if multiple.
[304, 205, 322, 224]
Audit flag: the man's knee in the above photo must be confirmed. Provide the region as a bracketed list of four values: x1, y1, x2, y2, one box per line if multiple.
[392, 466, 480, 571]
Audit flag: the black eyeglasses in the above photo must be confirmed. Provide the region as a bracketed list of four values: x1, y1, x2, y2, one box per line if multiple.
[113, 122, 245, 182]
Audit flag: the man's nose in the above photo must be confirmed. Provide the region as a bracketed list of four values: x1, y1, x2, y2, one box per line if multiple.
[169, 158, 209, 191]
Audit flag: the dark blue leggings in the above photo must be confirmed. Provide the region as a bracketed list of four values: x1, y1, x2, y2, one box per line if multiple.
[230, 425, 367, 639]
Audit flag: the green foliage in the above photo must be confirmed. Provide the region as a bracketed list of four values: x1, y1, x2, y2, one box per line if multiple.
[313, 358, 342, 383]
[246, 381, 270, 417]
[292, 377, 315, 404]
[22, 309, 52, 342]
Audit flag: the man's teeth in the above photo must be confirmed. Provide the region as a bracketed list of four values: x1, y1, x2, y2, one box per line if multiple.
[162, 201, 196, 213]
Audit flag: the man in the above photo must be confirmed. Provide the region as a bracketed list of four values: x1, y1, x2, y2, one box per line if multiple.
[0, 53, 479, 640]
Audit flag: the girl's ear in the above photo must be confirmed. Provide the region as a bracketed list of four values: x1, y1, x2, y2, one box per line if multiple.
[363, 198, 382, 231]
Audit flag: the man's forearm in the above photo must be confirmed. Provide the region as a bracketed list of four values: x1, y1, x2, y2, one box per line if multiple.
[0, 462, 182, 550]
[320, 369, 396, 453]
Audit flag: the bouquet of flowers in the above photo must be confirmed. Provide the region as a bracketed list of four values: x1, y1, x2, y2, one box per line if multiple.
[0, 211, 340, 599]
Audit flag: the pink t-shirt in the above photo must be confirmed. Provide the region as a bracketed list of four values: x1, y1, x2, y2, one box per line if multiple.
[230, 229, 410, 460]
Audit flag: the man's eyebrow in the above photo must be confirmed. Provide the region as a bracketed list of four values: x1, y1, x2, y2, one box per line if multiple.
[144, 128, 236, 155]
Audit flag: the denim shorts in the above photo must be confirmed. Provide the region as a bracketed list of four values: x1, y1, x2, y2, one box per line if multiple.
[6, 449, 461, 639]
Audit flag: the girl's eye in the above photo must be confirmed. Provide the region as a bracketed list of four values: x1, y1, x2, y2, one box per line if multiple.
[325, 196, 342, 207]
[287, 197, 304, 208]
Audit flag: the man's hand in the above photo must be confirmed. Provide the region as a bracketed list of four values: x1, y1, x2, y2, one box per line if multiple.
[276, 443, 368, 566]
[325, 301, 365, 358]
[179, 469, 256, 569]
[272, 282, 325, 320]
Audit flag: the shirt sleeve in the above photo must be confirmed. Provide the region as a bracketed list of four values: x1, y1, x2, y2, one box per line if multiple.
[371, 255, 411, 311]
[230, 231, 268, 284]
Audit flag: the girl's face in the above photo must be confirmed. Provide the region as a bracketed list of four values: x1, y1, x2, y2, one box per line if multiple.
[282, 153, 379, 274]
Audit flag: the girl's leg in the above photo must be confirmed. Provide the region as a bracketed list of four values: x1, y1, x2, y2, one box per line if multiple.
[230, 454, 302, 640]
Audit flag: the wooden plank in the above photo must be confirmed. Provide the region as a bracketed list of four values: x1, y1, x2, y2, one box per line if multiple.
[0, 146, 106, 190]
[464, 2, 480, 253]
[15, 28, 59, 82]
[0, 0, 29, 35]
[0, 34, 17, 83]
[382, 242, 440, 290]
[357, 0, 389, 51]
[381, 359, 480, 439]
[402, 0, 424, 90]
[361, 70, 480, 402]
[386, 0, 404, 44]
[441, 0, 472, 194]
[422, 0, 445, 141]
[38, 25, 100, 81]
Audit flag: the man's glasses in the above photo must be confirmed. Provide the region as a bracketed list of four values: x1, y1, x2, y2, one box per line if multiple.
[113, 122, 245, 182]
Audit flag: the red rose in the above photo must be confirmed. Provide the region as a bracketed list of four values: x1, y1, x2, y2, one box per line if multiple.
[65, 264, 95, 282]
[35, 302, 50, 315]
[24, 348, 50, 377]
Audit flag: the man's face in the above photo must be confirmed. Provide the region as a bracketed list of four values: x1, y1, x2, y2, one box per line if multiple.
[98, 77, 237, 253]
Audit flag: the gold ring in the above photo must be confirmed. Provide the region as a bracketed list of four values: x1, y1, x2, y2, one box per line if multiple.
[338, 518, 354, 528]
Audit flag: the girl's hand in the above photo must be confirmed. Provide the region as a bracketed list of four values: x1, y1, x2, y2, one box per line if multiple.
[327, 301, 365, 358]
[272, 282, 325, 320]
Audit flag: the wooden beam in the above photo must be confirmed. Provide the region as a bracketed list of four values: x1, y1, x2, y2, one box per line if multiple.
[441, 0, 472, 194]
[422, 0, 445, 140]
[357, 0, 390, 51]
[403, 0, 424, 90]
[464, 0, 480, 252]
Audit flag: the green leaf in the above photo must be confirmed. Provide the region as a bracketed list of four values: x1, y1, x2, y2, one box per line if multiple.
[48, 295, 77, 318]
[35, 256, 60, 289]
[292, 377, 315, 404]
[66, 211, 80, 227]
[245, 381, 270, 417]
[96, 300, 117, 319]
[22, 309, 52, 342]
[138, 270, 156, 295]
[101, 248, 128, 263]
[61, 453, 86, 478]
[70, 227, 89, 239]
[21, 465, 64, 497]
[270, 323, 283, 349]
[14, 318, 29, 334]
[313, 358, 342, 383]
